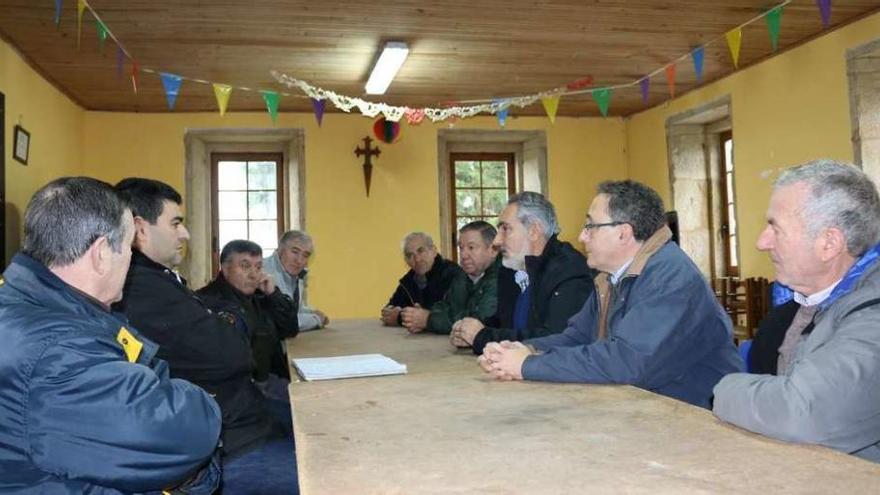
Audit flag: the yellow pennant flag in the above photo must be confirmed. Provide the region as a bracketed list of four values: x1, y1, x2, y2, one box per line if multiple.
[213, 84, 232, 116]
[726, 28, 743, 68]
[76, 0, 86, 50]
[541, 95, 560, 124]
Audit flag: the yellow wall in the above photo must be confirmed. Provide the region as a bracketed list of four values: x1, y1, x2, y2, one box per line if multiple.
[81, 112, 627, 318]
[627, 11, 880, 279]
[1, 41, 83, 262]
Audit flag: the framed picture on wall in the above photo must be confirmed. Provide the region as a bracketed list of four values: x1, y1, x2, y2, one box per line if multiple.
[13, 125, 29, 165]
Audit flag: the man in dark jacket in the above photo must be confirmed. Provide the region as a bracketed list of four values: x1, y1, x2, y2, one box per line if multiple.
[113, 178, 297, 494]
[198, 239, 299, 385]
[381, 231, 463, 326]
[480, 181, 742, 408]
[401, 221, 502, 334]
[0, 177, 220, 494]
[453, 192, 595, 354]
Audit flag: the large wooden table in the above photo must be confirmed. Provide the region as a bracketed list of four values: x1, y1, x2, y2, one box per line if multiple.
[287, 320, 880, 494]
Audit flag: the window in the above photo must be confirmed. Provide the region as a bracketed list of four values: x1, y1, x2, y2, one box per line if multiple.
[211, 152, 284, 273]
[449, 153, 515, 259]
[718, 131, 739, 276]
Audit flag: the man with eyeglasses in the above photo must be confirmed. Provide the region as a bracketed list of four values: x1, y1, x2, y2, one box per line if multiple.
[479, 180, 742, 408]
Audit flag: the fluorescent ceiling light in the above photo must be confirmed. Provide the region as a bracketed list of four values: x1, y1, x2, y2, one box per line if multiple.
[365, 41, 409, 95]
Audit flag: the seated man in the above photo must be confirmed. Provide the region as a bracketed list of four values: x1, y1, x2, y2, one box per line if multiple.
[453, 191, 594, 354]
[263, 230, 330, 330]
[714, 160, 880, 462]
[481, 181, 742, 408]
[381, 231, 463, 326]
[401, 221, 502, 334]
[0, 177, 220, 493]
[198, 240, 299, 387]
[113, 178, 297, 493]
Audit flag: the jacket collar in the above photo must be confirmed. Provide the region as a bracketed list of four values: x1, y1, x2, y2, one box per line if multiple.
[524, 234, 560, 276]
[131, 249, 187, 286]
[6, 253, 117, 316]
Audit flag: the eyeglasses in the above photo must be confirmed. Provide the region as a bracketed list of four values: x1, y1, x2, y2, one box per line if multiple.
[582, 221, 626, 231]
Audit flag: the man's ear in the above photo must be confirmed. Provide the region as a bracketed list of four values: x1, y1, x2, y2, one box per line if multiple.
[817, 226, 848, 262]
[132, 216, 149, 247]
[527, 222, 543, 243]
[619, 223, 635, 243]
[88, 236, 113, 276]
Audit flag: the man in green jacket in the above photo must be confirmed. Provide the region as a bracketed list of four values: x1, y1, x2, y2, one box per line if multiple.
[401, 221, 501, 334]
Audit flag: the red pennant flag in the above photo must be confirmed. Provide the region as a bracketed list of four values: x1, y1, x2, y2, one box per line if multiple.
[665, 64, 676, 98]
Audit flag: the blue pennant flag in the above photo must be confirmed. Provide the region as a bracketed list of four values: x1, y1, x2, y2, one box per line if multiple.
[55, 0, 63, 26]
[691, 47, 705, 83]
[495, 99, 509, 127]
[160, 73, 183, 110]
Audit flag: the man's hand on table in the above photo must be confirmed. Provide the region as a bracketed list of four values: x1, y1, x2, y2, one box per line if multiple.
[478, 341, 530, 380]
[450, 317, 484, 348]
[401, 305, 429, 333]
[380, 305, 402, 326]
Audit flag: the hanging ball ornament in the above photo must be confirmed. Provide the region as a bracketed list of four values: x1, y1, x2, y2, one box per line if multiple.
[373, 117, 401, 143]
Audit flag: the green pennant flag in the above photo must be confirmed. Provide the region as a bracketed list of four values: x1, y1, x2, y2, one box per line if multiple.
[592, 88, 612, 117]
[262, 91, 280, 123]
[765, 6, 783, 52]
[96, 20, 109, 53]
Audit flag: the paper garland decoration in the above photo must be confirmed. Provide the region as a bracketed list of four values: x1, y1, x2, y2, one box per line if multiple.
[373, 117, 401, 143]
[58, 0, 814, 120]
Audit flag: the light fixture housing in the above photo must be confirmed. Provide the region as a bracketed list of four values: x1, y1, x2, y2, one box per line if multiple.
[365, 41, 409, 95]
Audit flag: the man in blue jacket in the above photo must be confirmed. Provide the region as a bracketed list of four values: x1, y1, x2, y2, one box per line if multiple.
[480, 180, 743, 408]
[0, 177, 221, 493]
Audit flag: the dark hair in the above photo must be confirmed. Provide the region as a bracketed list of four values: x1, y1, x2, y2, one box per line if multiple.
[597, 180, 666, 241]
[115, 177, 182, 224]
[220, 239, 263, 264]
[23, 177, 128, 268]
[459, 220, 497, 245]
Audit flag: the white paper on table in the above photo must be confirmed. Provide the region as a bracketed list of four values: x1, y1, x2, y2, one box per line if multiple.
[291, 353, 407, 381]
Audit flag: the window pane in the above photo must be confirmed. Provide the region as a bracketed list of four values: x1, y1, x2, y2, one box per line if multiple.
[482, 161, 508, 187]
[218, 161, 247, 191]
[456, 216, 479, 232]
[456, 189, 481, 216]
[218, 191, 247, 220]
[248, 191, 277, 220]
[455, 161, 480, 187]
[726, 172, 735, 199]
[483, 215, 499, 228]
[724, 139, 734, 172]
[248, 161, 277, 190]
[250, 221, 278, 250]
[218, 220, 248, 254]
[482, 189, 507, 216]
[729, 234, 738, 266]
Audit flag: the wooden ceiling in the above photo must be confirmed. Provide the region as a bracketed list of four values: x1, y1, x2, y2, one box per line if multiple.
[0, 0, 878, 117]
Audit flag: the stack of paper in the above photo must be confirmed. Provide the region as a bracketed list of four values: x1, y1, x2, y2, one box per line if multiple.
[292, 353, 407, 381]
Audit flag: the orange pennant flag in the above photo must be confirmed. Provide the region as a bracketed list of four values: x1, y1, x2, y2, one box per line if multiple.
[726, 28, 743, 68]
[665, 64, 676, 98]
[76, 0, 86, 50]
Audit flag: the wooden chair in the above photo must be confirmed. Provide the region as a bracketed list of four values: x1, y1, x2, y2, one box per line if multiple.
[713, 276, 770, 342]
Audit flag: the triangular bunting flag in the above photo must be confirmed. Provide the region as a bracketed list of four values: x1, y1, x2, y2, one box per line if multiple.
[131, 60, 139, 94]
[311, 98, 325, 126]
[817, 0, 831, 28]
[160, 73, 183, 110]
[55, 0, 63, 27]
[496, 105, 509, 128]
[691, 47, 705, 83]
[766, 6, 783, 52]
[725, 28, 743, 68]
[665, 64, 676, 98]
[212, 84, 232, 116]
[76, 0, 86, 50]
[639, 78, 650, 104]
[541, 95, 560, 124]
[96, 20, 109, 53]
[592, 88, 612, 117]
[262, 91, 280, 123]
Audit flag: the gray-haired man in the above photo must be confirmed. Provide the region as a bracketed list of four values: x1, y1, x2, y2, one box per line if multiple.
[714, 160, 880, 462]
[263, 230, 329, 330]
